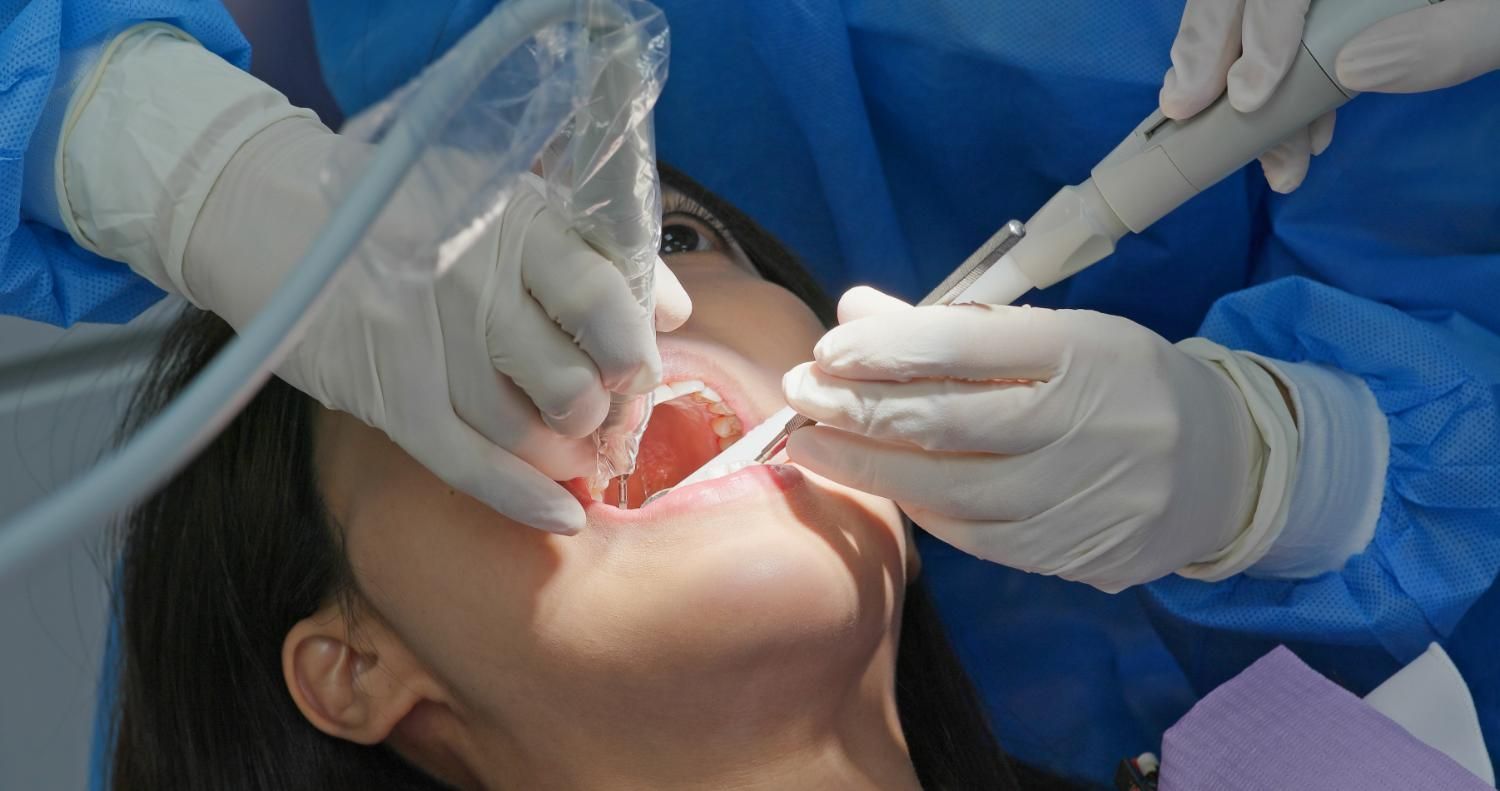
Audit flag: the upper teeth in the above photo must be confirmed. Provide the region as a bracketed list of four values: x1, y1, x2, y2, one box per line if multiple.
[652, 380, 742, 448]
[652, 379, 721, 405]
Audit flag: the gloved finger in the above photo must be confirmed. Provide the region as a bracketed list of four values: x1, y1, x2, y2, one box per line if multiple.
[1257, 126, 1312, 193]
[837, 285, 913, 325]
[786, 425, 1075, 522]
[1161, 0, 1247, 119]
[1337, 0, 1500, 93]
[486, 290, 611, 438]
[652, 256, 692, 332]
[783, 362, 1062, 454]
[1309, 110, 1336, 156]
[412, 416, 587, 535]
[1228, 0, 1311, 112]
[813, 303, 1067, 383]
[521, 209, 662, 396]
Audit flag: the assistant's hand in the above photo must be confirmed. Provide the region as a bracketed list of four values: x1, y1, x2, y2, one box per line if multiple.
[782, 288, 1294, 593]
[1159, 0, 1500, 193]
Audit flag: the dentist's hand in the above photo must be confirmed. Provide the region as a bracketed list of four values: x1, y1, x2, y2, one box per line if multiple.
[782, 288, 1291, 593]
[1159, 0, 1500, 193]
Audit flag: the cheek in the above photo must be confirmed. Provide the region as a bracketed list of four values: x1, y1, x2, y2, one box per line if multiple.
[339, 464, 572, 689]
[678, 273, 827, 369]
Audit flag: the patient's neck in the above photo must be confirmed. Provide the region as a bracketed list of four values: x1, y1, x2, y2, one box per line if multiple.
[408, 635, 922, 790]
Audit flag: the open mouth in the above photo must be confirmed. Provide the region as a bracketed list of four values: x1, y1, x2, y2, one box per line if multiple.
[601, 378, 747, 509]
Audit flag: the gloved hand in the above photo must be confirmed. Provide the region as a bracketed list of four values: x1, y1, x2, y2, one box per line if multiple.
[781, 288, 1297, 593]
[54, 25, 691, 534]
[1160, 0, 1500, 193]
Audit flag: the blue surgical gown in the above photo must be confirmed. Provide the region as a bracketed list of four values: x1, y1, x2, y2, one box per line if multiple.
[46, 0, 1497, 786]
[0, 0, 248, 326]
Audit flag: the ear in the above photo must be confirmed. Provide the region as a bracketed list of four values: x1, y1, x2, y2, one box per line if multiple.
[282, 604, 435, 745]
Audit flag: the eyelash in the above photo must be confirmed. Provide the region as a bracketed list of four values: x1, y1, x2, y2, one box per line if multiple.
[661, 191, 733, 252]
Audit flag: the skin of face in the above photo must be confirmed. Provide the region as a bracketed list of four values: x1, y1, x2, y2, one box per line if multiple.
[285, 195, 920, 790]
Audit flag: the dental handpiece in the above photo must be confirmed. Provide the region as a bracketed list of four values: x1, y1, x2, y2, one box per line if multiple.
[969, 0, 1443, 308]
[566, 20, 663, 490]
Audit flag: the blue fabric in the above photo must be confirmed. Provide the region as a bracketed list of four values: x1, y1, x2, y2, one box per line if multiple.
[280, 0, 1500, 785]
[0, 1, 248, 326]
[1147, 276, 1500, 772]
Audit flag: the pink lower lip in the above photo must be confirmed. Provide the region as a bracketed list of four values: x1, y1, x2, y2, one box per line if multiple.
[585, 464, 804, 524]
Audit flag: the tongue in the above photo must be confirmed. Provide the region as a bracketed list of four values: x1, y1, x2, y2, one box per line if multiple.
[606, 401, 722, 508]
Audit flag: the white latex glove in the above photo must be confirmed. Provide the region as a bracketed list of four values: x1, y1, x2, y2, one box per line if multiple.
[1159, 0, 1500, 193]
[52, 25, 691, 534]
[781, 288, 1298, 593]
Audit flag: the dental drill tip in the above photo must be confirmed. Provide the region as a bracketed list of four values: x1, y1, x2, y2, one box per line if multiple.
[616, 475, 630, 509]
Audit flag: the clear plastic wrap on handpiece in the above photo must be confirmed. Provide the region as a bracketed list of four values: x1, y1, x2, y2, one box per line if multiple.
[540, 1, 669, 487]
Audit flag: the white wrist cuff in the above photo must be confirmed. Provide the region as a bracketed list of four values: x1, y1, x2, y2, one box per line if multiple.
[1242, 355, 1388, 579]
[1175, 339, 1300, 582]
[57, 23, 314, 302]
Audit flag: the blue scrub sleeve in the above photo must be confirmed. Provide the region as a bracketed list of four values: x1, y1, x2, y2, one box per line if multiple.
[0, 0, 249, 327]
[1146, 276, 1500, 664]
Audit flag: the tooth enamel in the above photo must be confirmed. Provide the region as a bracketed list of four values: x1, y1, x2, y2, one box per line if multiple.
[708, 401, 735, 415]
[711, 416, 742, 437]
[651, 383, 676, 404]
[670, 379, 705, 397]
[698, 386, 723, 402]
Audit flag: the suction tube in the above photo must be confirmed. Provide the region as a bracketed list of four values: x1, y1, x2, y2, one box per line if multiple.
[965, 0, 1438, 306]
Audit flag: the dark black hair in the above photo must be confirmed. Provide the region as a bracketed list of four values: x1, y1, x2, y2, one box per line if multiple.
[108, 168, 1057, 790]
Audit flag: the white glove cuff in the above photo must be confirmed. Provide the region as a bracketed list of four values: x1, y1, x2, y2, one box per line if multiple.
[1241, 356, 1388, 579]
[1175, 339, 1300, 582]
[57, 23, 315, 303]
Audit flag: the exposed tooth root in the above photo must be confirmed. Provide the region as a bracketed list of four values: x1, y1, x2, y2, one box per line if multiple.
[698, 386, 723, 402]
[718, 435, 740, 451]
[707, 401, 735, 415]
[711, 416, 742, 437]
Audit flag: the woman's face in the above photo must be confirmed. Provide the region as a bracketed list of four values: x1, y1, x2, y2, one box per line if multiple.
[301, 187, 911, 783]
